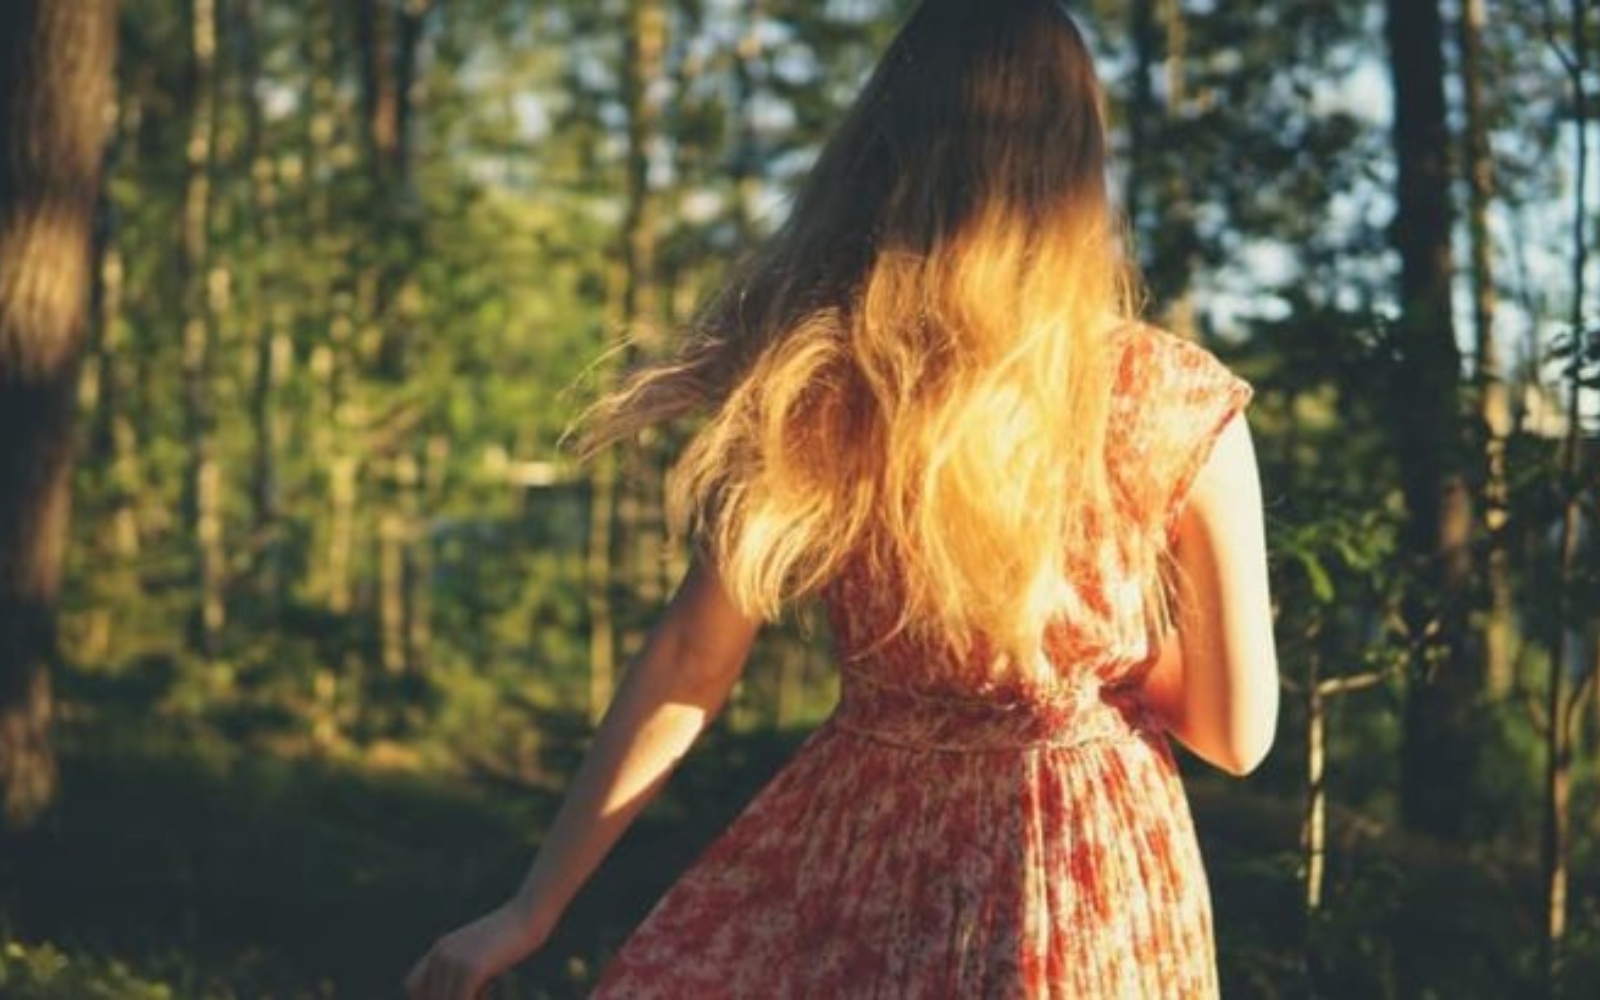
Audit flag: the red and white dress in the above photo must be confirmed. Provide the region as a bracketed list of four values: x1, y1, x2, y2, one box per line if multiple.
[592, 325, 1254, 999]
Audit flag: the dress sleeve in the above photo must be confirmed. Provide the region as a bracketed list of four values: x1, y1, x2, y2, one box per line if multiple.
[1159, 336, 1253, 538]
[1119, 328, 1254, 542]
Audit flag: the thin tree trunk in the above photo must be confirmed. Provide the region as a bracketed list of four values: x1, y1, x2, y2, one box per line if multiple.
[99, 100, 145, 555]
[328, 446, 358, 616]
[79, 112, 124, 663]
[241, 0, 289, 613]
[1156, 0, 1198, 338]
[380, 500, 407, 675]
[587, 452, 618, 725]
[1124, 0, 1158, 254]
[0, 0, 119, 828]
[298, 3, 349, 614]
[731, 0, 764, 244]
[358, 0, 433, 667]
[1302, 649, 1326, 914]
[1460, 0, 1513, 697]
[654, 3, 714, 599]
[609, 0, 669, 672]
[1541, 0, 1592, 977]
[1123, 0, 1197, 333]
[409, 435, 447, 668]
[378, 452, 421, 674]
[1301, 664, 1384, 917]
[181, 0, 225, 655]
[356, 0, 431, 370]
[308, 7, 363, 620]
[358, 0, 400, 176]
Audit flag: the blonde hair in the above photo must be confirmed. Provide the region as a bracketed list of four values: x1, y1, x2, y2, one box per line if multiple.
[576, 0, 1169, 674]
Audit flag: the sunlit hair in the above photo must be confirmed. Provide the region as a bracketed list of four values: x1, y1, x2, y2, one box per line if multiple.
[575, 0, 1171, 675]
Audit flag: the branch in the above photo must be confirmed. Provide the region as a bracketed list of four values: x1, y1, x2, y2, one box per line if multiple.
[1562, 663, 1597, 740]
[1317, 671, 1387, 697]
[1545, 0, 1580, 75]
[1281, 668, 1391, 699]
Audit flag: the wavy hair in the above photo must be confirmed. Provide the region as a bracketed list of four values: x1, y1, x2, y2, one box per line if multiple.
[575, 0, 1168, 674]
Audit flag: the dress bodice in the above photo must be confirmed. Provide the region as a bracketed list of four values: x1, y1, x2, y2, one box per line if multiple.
[818, 324, 1254, 741]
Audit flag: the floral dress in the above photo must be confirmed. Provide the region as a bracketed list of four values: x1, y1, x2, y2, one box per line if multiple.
[591, 325, 1254, 999]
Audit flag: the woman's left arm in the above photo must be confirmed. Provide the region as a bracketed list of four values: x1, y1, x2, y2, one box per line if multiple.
[405, 557, 760, 999]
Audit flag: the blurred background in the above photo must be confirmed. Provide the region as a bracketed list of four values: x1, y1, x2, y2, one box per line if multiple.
[0, 0, 1597, 996]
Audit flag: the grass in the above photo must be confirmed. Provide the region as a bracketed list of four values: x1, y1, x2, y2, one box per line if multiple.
[2, 671, 1596, 998]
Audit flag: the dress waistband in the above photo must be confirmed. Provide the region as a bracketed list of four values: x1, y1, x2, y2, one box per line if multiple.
[828, 668, 1158, 753]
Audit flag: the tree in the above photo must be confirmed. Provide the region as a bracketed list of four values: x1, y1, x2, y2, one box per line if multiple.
[1539, 0, 1596, 977]
[0, 0, 120, 826]
[180, 0, 224, 656]
[1385, 0, 1480, 842]
[1459, 0, 1513, 697]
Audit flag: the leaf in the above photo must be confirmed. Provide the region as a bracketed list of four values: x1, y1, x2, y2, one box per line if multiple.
[1294, 550, 1336, 603]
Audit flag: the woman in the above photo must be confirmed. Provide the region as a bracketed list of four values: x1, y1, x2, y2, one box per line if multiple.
[406, 0, 1278, 996]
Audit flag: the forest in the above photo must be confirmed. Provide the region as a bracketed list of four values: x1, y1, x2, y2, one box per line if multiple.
[0, 0, 1598, 996]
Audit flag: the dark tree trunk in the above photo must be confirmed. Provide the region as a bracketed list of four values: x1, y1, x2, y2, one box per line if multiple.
[730, 0, 763, 243]
[0, 0, 119, 828]
[1384, 0, 1478, 841]
[1123, 0, 1159, 248]
[358, 0, 434, 673]
[358, 0, 401, 177]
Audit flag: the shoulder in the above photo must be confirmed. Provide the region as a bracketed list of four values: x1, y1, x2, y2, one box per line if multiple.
[1107, 322, 1256, 525]
[1111, 323, 1253, 423]
[1113, 322, 1241, 389]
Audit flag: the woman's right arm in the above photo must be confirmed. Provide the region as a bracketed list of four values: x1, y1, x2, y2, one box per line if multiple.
[506, 556, 761, 943]
[1137, 414, 1279, 776]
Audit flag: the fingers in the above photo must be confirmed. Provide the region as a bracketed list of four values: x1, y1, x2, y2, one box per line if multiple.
[404, 944, 485, 1000]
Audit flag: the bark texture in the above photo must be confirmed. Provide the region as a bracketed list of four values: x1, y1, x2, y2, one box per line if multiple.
[0, 0, 120, 827]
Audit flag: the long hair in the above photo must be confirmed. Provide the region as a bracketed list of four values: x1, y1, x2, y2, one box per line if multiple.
[576, 0, 1166, 674]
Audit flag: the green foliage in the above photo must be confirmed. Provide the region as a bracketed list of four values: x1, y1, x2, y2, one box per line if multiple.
[0, 941, 173, 1000]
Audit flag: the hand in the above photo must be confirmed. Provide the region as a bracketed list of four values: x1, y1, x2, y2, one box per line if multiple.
[403, 899, 544, 1000]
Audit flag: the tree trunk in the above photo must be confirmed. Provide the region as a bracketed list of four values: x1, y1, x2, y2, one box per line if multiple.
[356, 0, 431, 375]
[1385, 0, 1478, 843]
[731, 0, 764, 243]
[379, 452, 421, 674]
[181, 0, 225, 656]
[240, 0, 290, 614]
[1459, 0, 1513, 697]
[328, 447, 359, 616]
[587, 452, 618, 725]
[358, 0, 433, 670]
[1123, 0, 1159, 244]
[299, 7, 361, 619]
[0, 0, 119, 828]
[1302, 651, 1326, 914]
[79, 105, 129, 663]
[379, 503, 407, 675]
[1542, 0, 1593, 978]
[1155, 0, 1198, 338]
[358, 0, 400, 178]
[607, 0, 669, 677]
[1123, 0, 1197, 335]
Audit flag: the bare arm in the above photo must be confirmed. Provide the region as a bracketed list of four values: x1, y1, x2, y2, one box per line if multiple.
[506, 556, 760, 945]
[1137, 413, 1279, 776]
